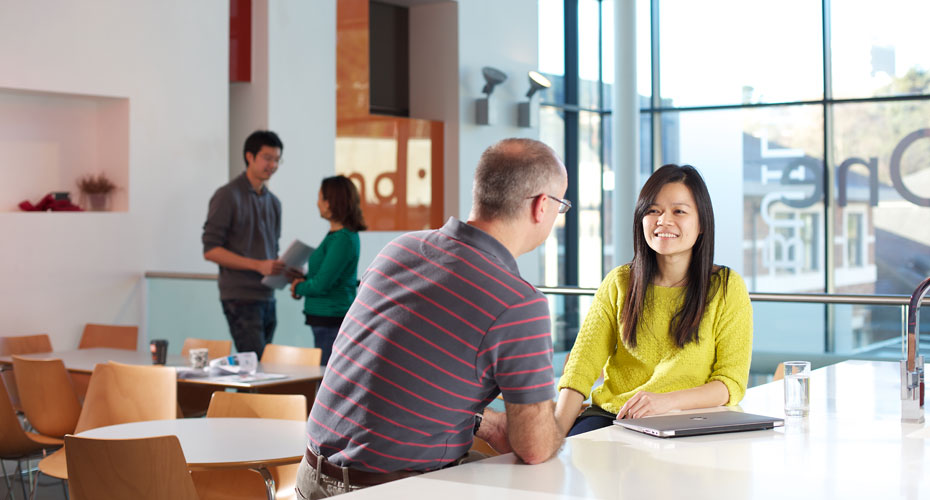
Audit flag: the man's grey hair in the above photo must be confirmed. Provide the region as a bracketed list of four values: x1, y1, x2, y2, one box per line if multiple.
[472, 138, 565, 221]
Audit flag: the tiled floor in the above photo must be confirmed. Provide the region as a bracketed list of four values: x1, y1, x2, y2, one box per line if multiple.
[1, 459, 68, 500]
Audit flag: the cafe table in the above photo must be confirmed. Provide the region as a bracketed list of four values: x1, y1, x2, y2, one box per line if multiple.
[335, 360, 930, 500]
[77, 417, 306, 500]
[0, 347, 324, 390]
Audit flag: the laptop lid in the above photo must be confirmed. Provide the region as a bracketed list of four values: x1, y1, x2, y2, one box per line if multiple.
[614, 411, 784, 438]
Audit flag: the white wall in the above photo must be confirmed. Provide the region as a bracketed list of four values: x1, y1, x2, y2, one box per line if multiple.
[0, 0, 544, 349]
[0, 0, 229, 348]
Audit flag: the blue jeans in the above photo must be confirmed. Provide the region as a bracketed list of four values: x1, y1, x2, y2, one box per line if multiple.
[311, 325, 339, 366]
[221, 299, 276, 358]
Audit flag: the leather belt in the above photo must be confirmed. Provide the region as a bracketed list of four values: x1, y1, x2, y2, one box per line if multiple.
[305, 448, 424, 487]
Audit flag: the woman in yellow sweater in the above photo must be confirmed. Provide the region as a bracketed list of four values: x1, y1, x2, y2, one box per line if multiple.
[555, 164, 752, 436]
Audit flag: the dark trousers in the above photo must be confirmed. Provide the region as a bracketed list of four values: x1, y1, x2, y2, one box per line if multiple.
[311, 325, 339, 366]
[567, 406, 617, 437]
[221, 299, 276, 358]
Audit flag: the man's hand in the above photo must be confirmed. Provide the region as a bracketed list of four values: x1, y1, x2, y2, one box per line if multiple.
[290, 278, 306, 299]
[255, 259, 286, 276]
[616, 391, 674, 419]
[284, 266, 304, 282]
[475, 409, 512, 454]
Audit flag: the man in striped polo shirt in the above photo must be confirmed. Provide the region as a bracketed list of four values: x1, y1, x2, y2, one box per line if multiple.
[296, 138, 568, 498]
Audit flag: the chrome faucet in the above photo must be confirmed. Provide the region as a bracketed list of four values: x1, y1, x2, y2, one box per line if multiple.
[901, 276, 930, 423]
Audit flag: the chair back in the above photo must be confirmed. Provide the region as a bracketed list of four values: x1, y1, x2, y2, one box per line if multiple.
[0, 334, 53, 355]
[78, 324, 138, 351]
[74, 362, 177, 433]
[773, 362, 785, 381]
[192, 393, 306, 499]
[0, 334, 53, 413]
[181, 338, 231, 360]
[0, 377, 59, 458]
[66, 434, 200, 500]
[11, 355, 81, 438]
[260, 343, 322, 366]
[206, 392, 307, 420]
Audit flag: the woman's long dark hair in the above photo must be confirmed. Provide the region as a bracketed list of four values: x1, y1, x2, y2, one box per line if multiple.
[321, 175, 367, 232]
[620, 164, 728, 348]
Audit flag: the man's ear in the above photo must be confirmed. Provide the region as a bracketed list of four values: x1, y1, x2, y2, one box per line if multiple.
[244, 151, 255, 167]
[530, 194, 547, 224]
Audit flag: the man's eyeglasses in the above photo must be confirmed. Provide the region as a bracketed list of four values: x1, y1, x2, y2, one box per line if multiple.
[260, 153, 283, 165]
[527, 194, 572, 214]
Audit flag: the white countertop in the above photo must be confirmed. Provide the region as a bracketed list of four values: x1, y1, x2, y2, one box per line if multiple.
[338, 360, 930, 500]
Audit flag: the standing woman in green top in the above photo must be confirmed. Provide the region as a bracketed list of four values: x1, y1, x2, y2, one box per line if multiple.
[290, 175, 366, 365]
[555, 164, 752, 436]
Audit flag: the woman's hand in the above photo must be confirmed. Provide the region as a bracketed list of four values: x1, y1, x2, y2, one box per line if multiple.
[616, 391, 675, 419]
[290, 278, 305, 299]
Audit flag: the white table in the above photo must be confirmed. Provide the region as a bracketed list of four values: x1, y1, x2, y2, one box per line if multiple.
[336, 360, 930, 500]
[0, 348, 324, 389]
[78, 417, 306, 500]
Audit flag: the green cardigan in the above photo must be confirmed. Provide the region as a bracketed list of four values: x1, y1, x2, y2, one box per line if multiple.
[294, 228, 360, 318]
[559, 264, 753, 414]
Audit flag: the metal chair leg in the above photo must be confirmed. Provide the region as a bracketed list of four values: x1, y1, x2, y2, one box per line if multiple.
[27, 470, 37, 500]
[1, 459, 14, 500]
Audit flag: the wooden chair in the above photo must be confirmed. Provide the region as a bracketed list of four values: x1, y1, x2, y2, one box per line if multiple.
[36, 361, 178, 485]
[78, 323, 138, 350]
[773, 362, 785, 381]
[73, 324, 139, 399]
[258, 344, 322, 414]
[191, 392, 307, 500]
[0, 376, 62, 499]
[0, 334, 53, 414]
[11, 355, 81, 439]
[177, 338, 232, 418]
[260, 344, 322, 366]
[65, 434, 200, 500]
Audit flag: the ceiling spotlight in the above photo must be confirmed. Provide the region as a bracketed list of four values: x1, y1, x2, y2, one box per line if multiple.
[518, 70, 552, 127]
[525, 71, 552, 99]
[481, 67, 508, 96]
[477, 66, 508, 125]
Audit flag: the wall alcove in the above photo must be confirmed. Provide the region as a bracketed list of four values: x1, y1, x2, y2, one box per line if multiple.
[0, 87, 129, 212]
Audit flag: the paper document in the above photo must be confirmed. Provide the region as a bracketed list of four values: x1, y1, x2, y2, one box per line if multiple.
[208, 373, 289, 384]
[261, 239, 314, 289]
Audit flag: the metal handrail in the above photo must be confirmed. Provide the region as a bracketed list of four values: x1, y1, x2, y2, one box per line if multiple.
[537, 286, 930, 307]
[146, 272, 930, 307]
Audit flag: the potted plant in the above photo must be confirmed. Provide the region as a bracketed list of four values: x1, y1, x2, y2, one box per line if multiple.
[77, 173, 117, 211]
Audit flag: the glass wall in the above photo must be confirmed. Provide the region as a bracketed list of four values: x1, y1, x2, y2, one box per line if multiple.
[539, 0, 930, 358]
[642, 0, 930, 298]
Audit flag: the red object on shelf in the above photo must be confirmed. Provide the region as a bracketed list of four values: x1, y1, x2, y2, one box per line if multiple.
[230, 0, 251, 82]
[19, 193, 83, 212]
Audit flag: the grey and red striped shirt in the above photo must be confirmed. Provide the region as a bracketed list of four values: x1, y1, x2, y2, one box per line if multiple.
[306, 217, 555, 473]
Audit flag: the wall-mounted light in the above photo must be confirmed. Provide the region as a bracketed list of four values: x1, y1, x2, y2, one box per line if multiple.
[476, 66, 507, 125]
[517, 71, 552, 127]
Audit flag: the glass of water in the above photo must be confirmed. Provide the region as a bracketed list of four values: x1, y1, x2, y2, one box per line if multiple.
[783, 361, 811, 417]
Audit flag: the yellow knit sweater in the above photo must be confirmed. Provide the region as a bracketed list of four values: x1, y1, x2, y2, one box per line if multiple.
[558, 264, 753, 414]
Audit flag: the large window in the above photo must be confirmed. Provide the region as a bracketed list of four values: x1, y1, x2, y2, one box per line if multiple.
[539, 0, 930, 357]
[641, 0, 930, 297]
[538, 0, 613, 351]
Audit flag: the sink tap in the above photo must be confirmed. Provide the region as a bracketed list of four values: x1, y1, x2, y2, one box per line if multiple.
[902, 276, 930, 423]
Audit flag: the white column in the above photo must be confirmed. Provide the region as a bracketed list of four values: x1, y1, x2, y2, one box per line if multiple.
[613, 0, 639, 266]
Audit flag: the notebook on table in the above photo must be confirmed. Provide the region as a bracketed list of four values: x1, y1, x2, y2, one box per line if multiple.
[614, 410, 784, 438]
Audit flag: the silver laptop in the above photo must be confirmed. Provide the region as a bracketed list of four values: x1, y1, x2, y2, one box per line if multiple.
[614, 410, 784, 438]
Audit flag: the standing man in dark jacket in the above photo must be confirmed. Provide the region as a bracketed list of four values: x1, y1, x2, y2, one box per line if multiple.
[202, 130, 293, 358]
